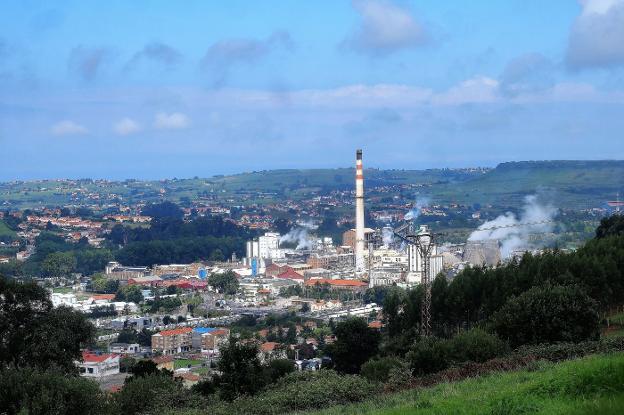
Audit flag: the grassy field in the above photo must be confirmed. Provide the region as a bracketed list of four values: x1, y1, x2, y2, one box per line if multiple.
[0, 220, 17, 240]
[310, 353, 624, 415]
[174, 359, 203, 369]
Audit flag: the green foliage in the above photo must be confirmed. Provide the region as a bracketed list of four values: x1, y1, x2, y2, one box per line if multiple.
[141, 201, 184, 219]
[596, 214, 624, 238]
[492, 284, 600, 347]
[327, 317, 381, 374]
[148, 296, 182, 313]
[406, 329, 507, 376]
[291, 354, 624, 415]
[447, 328, 509, 364]
[208, 271, 239, 295]
[0, 277, 95, 372]
[263, 358, 295, 383]
[130, 360, 171, 378]
[42, 251, 76, 278]
[383, 226, 624, 345]
[361, 356, 406, 383]
[406, 337, 451, 376]
[115, 284, 144, 303]
[109, 216, 254, 266]
[513, 337, 624, 362]
[90, 273, 119, 293]
[224, 370, 378, 415]
[0, 219, 17, 243]
[0, 367, 108, 415]
[115, 373, 204, 415]
[117, 328, 139, 344]
[215, 337, 265, 400]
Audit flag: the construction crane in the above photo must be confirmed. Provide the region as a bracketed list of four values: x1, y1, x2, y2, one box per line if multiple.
[393, 218, 556, 337]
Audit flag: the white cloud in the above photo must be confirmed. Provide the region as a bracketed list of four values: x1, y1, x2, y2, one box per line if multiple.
[113, 118, 141, 135]
[432, 77, 500, 105]
[346, 0, 426, 55]
[566, 0, 624, 69]
[154, 112, 191, 129]
[50, 120, 88, 136]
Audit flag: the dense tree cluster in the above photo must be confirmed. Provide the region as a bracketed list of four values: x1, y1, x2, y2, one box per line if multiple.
[208, 271, 239, 295]
[0, 277, 95, 372]
[382, 231, 624, 349]
[109, 215, 255, 266]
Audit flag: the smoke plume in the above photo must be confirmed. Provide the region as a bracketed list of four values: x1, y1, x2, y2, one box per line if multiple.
[280, 221, 317, 250]
[404, 197, 431, 221]
[468, 195, 557, 258]
[382, 226, 394, 246]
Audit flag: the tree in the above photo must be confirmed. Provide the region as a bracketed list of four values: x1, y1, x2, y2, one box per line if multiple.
[216, 337, 265, 400]
[208, 271, 239, 295]
[0, 277, 95, 372]
[327, 317, 380, 374]
[42, 252, 77, 278]
[0, 367, 108, 415]
[115, 374, 198, 415]
[596, 215, 624, 238]
[406, 336, 451, 376]
[116, 285, 144, 304]
[263, 358, 295, 383]
[141, 201, 184, 220]
[117, 329, 139, 344]
[492, 284, 600, 347]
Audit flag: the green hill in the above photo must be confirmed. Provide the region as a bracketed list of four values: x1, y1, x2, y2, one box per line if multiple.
[0, 220, 17, 242]
[434, 160, 624, 209]
[0, 160, 622, 210]
[311, 353, 624, 415]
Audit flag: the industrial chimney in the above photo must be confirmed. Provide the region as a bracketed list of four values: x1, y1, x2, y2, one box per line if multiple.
[355, 149, 365, 274]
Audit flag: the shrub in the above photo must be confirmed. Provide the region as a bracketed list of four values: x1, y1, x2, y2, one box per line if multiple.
[115, 374, 205, 415]
[361, 356, 405, 383]
[514, 337, 624, 362]
[448, 328, 509, 364]
[225, 370, 379, 415]
[406, 337, 451, 376]
[492, 284, 600, 347]
[0, 367, 108, 415]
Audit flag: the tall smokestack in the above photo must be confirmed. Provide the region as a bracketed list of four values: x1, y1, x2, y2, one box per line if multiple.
[355, 149, 365, 274]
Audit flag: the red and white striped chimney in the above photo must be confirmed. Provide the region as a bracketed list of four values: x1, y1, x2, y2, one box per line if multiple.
[355, 149, 365, 274]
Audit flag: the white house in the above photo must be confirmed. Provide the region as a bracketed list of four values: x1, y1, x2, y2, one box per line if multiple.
[78, 352, 120, 377]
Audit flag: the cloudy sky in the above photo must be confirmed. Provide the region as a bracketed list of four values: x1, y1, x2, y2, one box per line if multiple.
[1, 0, 624, 180]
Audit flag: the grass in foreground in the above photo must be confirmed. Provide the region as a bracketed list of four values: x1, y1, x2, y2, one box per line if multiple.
[310, 353, 624, 415]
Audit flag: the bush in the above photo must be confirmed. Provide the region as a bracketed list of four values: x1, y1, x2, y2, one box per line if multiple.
[448, 328, 509, 364]
[225, 370, 379, 415]
[492, 284, 600, 347]
[115, 373, 205, 415]
[406, 337, 451, 376]
[514, 337, 624, 362]
[406, 329, 508, 377]
[360, 356, 405, 383]
[0, 367, 108, 415]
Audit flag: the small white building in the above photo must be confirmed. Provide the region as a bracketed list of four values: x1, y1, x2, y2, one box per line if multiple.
[78, 352, 120, 377]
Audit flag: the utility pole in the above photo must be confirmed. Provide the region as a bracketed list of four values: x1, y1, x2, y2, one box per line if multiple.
[394, 223, 435, 337]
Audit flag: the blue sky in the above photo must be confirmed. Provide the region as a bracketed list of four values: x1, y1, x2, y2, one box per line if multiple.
[1, 0, 624, 180]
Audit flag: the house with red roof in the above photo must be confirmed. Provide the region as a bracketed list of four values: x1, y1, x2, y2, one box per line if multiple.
[78, 351, 120, 377]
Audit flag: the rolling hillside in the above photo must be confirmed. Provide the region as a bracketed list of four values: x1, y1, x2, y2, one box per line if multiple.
[0, 160, 622, 209]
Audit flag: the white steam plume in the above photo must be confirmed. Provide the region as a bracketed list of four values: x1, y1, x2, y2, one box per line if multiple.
[404, 197, 431, 221]
[468, 195, 558, 258]
[280, 221, 317, 250]
[382, 226, 394, 246]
